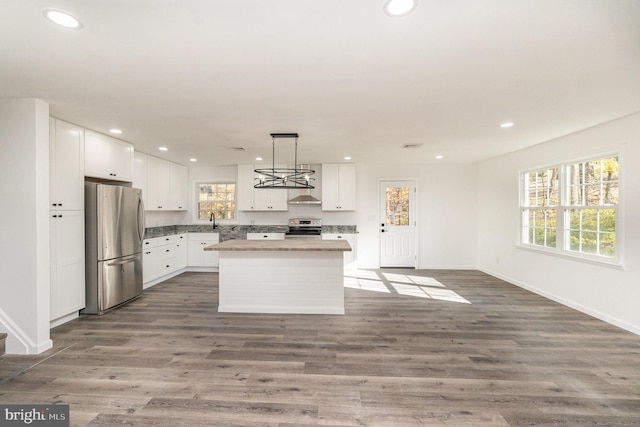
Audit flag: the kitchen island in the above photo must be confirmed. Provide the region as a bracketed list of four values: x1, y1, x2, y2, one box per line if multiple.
[205, 239, 351, 314]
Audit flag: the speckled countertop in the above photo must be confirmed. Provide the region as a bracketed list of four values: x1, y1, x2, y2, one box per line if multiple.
[204, 239, 352, 252]
[144, 224, 357, 240]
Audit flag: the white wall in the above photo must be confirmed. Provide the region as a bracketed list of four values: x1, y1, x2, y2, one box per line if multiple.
[0, 98, 52, 354]
[185, 162, 478, 269]
[354, 163, 478, 269]
[477, 113, 640, 334]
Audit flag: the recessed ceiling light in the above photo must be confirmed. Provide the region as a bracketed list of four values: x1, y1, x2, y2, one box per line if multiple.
[344, 156, 352, 160]
[255, 157, 263, 161]
[500, 122, 514, 128]
[43, 9, 82, 29]
[435, 155, 444, 160]
[109, 129, 122, 134]
[158, 147, 168, 151]
[383, 0, 417, 17]
[189, 158, 197, 162]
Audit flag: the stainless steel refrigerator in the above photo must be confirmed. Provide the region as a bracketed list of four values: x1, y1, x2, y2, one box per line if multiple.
[83, 182, 145, 315]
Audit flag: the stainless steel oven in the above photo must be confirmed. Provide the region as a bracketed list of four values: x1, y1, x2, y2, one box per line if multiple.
[286, 218, 322, 240]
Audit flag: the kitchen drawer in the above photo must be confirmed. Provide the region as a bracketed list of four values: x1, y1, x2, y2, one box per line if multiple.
[158, 244, 176, 261]
[246, 232, 285, 240]
[158, 234, 178, 245]
[158, 257, 178, 274]
[143, 237, 160, 249]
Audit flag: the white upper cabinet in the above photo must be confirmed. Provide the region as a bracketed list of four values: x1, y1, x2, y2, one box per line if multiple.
[144, 154, 188, 211]
[145, 155, 171, 210]
[132, 151, 147, 196]
[49, 119, 84, 211]
[170, 162, 188, 210]
[84, 130, 134, 182]
[237, 164, 288, 211]
[322, 163, 356, 211]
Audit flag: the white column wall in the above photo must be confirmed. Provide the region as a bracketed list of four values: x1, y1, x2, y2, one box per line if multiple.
[477, 113, 640, 334]
[0, 98, 52, 354]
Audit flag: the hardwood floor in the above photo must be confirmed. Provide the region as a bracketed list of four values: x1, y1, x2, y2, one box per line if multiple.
[1, 270, 639, 426]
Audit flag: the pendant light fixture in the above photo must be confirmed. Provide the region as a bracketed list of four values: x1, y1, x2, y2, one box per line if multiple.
[254, 133, 315, 189]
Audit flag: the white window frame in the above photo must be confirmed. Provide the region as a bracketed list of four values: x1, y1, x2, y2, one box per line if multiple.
[194, 181, 237, 224]
[520, 166, 560, 250]
[518, 152, 623, 268]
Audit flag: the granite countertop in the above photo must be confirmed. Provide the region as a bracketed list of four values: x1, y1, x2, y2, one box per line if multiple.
[144, 224, 357, 240]
[204, 239, 352, 252]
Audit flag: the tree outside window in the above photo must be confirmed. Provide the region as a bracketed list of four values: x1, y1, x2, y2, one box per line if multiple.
[522, 167, 559, 248]
[520, 155, 619, 260]
[565, 156, 618, 257]
[198, 183, 236, 220]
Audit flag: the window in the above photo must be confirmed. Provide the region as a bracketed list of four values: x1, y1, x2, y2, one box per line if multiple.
[385, 186, 410, 226]
[564, 157, 618, 257]
[520, 155, 619, 261]
[197, 183, 236, 221]
[521, 167, 559, 248]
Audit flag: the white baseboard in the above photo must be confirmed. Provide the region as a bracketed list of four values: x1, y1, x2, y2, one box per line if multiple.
[143, 267, 218, 289]
[0, 307, 53, 355]
[50, 311, 79, 329]
[478, 266, 640, 336]
[416, 264, 478, 270]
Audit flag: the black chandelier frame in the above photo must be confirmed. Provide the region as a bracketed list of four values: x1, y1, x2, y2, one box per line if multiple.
[254, 133, 315, 189]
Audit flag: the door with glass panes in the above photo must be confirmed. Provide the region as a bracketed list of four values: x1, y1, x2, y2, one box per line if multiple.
[380, 180, 416, 267]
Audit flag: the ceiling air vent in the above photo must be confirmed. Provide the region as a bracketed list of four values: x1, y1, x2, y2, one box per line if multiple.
[230, 147, 246, 151]
[401, 143, 423, 149]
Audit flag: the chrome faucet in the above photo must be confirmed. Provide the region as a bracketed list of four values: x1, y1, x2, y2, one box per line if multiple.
[210, 212, 217, 229]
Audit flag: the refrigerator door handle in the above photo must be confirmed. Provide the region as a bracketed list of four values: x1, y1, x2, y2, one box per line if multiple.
[107, 254, 140, 267]
[137, 194, 145, 244]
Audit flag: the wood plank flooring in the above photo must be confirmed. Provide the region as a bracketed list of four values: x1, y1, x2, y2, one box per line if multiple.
[1, 270, 639, 426]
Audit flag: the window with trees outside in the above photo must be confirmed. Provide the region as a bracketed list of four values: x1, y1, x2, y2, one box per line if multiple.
[521, 155, 619, 261]
[198, 183, 236, 221]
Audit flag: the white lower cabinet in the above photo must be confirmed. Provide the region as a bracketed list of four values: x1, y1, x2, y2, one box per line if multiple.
[175, 234, 188, 268]
[187, 233, 220, 267]
[50, 210, 85, 321]
[143, 234, 188, 286]
[246, 232, 285, 240]
[143, 247, 160, 284]
[322, 233, 357, 271]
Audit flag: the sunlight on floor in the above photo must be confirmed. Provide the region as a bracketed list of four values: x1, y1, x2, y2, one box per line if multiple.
[345, 270, 471, 304]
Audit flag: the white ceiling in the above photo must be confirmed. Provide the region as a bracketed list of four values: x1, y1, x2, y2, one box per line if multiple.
[2, 1, 639, 167]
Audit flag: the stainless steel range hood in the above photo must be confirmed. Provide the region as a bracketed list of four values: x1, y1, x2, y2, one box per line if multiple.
[288, 194, 321, 205]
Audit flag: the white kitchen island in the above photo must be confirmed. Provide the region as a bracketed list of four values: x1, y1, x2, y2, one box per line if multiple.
[204, 239, 351, 314]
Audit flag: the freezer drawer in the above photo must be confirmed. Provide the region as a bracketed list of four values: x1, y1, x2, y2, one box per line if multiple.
[82, 253, 142, 314]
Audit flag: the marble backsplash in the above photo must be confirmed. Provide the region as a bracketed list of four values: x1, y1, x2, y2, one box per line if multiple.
[144, 224, 357, 240]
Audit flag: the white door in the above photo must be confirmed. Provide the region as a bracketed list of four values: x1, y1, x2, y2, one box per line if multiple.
[380, 180, 417, 267]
